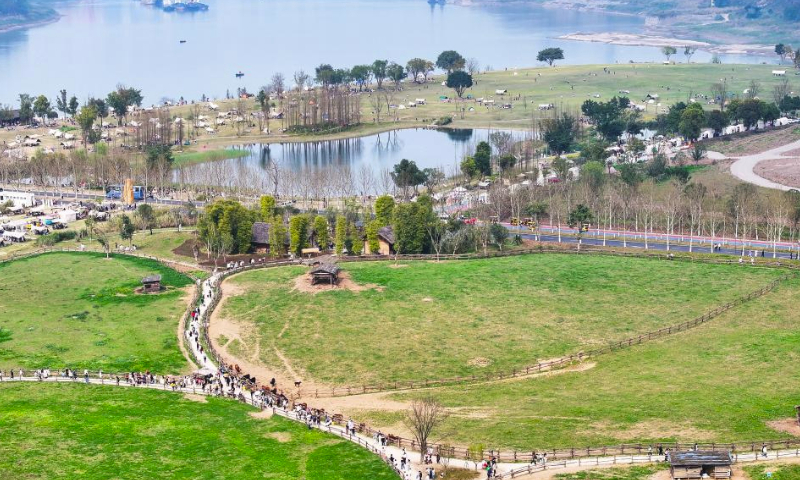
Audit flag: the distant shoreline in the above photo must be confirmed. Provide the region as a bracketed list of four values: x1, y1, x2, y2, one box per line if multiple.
[558, 32, 773, 57]
[0, 13, 62, 34]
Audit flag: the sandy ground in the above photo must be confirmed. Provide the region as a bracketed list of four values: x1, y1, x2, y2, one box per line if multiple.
[754, 157, 800, 189]
[557, 33, 771, 55]
[183, 393, 207, 403]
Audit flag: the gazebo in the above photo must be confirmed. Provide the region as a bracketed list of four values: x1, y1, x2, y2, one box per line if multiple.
[141, 275, 162, 293]
[669, 451, 732, 480]
[309, 264, 340, 285]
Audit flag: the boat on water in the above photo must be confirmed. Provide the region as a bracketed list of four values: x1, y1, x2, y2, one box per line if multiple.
[162, 0, 208, 12]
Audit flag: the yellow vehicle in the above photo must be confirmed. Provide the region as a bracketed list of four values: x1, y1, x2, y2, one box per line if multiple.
[580, 223, 591, 233]
[489, 216, 500, 224]
[510, 217, 520, 226]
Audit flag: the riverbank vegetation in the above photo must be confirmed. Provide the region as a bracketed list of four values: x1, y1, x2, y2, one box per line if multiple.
[0, 0, 60, 32]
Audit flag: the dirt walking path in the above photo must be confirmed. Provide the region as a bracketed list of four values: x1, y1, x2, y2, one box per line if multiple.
[727, 139, 800, 191]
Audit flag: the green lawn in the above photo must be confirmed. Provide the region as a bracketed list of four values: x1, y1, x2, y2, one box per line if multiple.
[0, 252, 193, 373]
[221, 255, 783, 385]
[0, 383, 398, 480]
[555, 464, 667, 480]
[368, 277, 800, 449]
[745, 464, 800, 480]
[173, 148, 250, 166]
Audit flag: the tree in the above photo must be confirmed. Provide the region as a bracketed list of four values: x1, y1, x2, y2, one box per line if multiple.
[552, 156, 570, 180]
[690, 143, 707, 165]
[773, 78, 792, 106]
[537, 47, 565, 66]
[436, 50, 465, 74]
[739, 99, 765, 130]
[498, 154, 516, 176]
[270, 73, 286, 97]
[683, 46, 697, 63]
[67, 96, 79, 118]
[293, 70, 309, 91]
[84, 216, 96, 242]
[119, 214, 135, 245]
[334, 215, 347, 255]
[543, 112, 579, 155]
[710, 80, 729, 111]
[567, 204, 594, 248]
[489, 223, 509, 250]
[393, 200, 432, 254]
[466, 57, 480, 75]
[136, 203, 156, 235]
[371, 60, 388, 90]
[473, 141, 492, 177]
[776, 43, 788, 64]
[404, 397, 449, 463]
[32, 95, 51, 123]
[56, 89, 68, 119]
[386, 62, 407, 90]
[18, 94, 33, 125]
[374, 195, 395, 225]
[679, 103, 706, 142]
[445, 71, 473, 99]
[107, 86, 143, 124]
[707, 109, 729, 136]
[406, 58, 433, 83]
[460, 157, 478, 180]
[269, 217, 287, 258]
[260, 195, 276, 221]
[661, 46, 677, 62]
[88, 97, 109, 128]
[350, 64, 372, 91]
[313, 215, 329, 250]
[76, 105, 97, 147]
[391, 159, 426, 200]
[366, 220, 381, 254]
[198, 200, 257, 255]
[289, 215, 309, 256]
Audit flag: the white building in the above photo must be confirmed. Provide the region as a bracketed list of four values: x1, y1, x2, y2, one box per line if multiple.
[0, 190, 35, 208]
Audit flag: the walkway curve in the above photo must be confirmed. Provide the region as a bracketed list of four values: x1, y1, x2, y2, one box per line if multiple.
[727, 138, 800, 191]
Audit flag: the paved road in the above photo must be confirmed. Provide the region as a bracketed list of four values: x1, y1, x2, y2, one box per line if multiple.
[512, 227, 799, 260]
[728, 139, 800, 191]
[16, 189, 195, 206]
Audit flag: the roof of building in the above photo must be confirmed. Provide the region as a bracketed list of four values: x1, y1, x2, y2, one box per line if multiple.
[670, 451, 732, 467]
[142, 275, 162, 284]
[310, 264, 340, 276]
[378, 225, 395, 245]
[252, 222, 270, 244]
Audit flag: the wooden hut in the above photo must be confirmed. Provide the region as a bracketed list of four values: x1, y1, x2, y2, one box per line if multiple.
[309, 264, 340, 285]
[669, 451, 732, 480]
[795, 405, 800, 425]
[141, 275, 162, 293]
[364, 225, 395, 256]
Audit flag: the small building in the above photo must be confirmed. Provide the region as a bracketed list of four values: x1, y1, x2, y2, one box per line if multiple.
[669, 451, 732, 480]
[0, 190, 36, 209]
[141, 275, 162, 294]
[251, 222, 290, 254]
[795, 405, 800, 425]
[364, 225, 395, 256]
[309, 264, 340, 285]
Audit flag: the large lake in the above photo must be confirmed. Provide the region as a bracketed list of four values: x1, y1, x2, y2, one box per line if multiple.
[175, 128, 523, 190]
[0, 0, 763, 105]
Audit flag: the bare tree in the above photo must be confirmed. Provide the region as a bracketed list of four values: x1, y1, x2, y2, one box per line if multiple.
[271, 73, 286, 98]
[466, 57, 480, 76]
[403, 397, 449, 463]
[773, 77, 792, 106]
[710, 80, 729, 111]
[293, 70, 309, 91]
[745, 80, 761, 100]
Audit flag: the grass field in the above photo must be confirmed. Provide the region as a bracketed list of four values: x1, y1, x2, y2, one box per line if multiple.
[221, 255, 784, 385]
[173, 148, 250, 167]
[745, 464, 800, 480]
[357, 276, 800, 449]
[0, 252, 193, 373]
[0, 383, 397, 480]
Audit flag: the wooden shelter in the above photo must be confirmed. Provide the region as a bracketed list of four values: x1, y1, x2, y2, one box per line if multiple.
[669, 451, 732, 480]
[364, 225, 396, 256]
[795, 405, 800, 425]
[141, 275, 162, 293]
[309, 264, 340, 285]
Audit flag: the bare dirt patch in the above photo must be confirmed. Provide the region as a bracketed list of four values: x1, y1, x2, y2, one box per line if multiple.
[266, 432, 291, 442]
[468, 357, 492, 368]
[183, 393, 207, 403]
[249, 409, 274, 419]
[703, 126, 800, 156]
[754, 157, 800, 189]
[422, 297, 434, 302]
[388, 264, 408, 269]
[291, 270, 383, 294]
[767, 418, 800, 437]
[584, 419, 715, 442]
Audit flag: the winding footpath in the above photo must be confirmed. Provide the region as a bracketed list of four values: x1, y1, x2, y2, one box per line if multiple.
[727, 139, 800, 191]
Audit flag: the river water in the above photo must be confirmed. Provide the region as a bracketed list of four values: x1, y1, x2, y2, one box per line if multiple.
[0, 0, 763, 105]
[175, 128, 524, 190]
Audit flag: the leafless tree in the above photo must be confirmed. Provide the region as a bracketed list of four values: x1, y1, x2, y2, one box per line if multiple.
[293, 70, 309, 91]
[745, 80, 761, 100]
[710, 80, 729, 111]
[772, 77, 792, 106]
[403, 397, 449, 463]
[271, 73, 286, 98]
[466, 57, 480, 76]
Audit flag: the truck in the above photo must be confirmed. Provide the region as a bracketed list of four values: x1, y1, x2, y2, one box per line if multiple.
[106, 185, 144, 201]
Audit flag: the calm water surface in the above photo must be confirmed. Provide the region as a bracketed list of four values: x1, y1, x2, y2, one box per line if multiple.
[0, 0, 763, 104]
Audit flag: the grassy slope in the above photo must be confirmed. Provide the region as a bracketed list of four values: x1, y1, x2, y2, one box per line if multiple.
[173, 148, 249, 167]
[746, 464, 800, 480]
[375, 277, 800, 449]
[0, 252, 192, 373]
[222, 255, 783, 384]
[0, 383, 397, 480]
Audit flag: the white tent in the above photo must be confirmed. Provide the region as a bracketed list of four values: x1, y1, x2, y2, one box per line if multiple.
[59, 209, 78, 223]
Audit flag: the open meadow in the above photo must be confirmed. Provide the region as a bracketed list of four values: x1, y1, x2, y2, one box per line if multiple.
[0, 252, 193, 373]
[218, 255, 785, 386]
[349, 275, 800, 449]
[0, 382, 397, 480]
